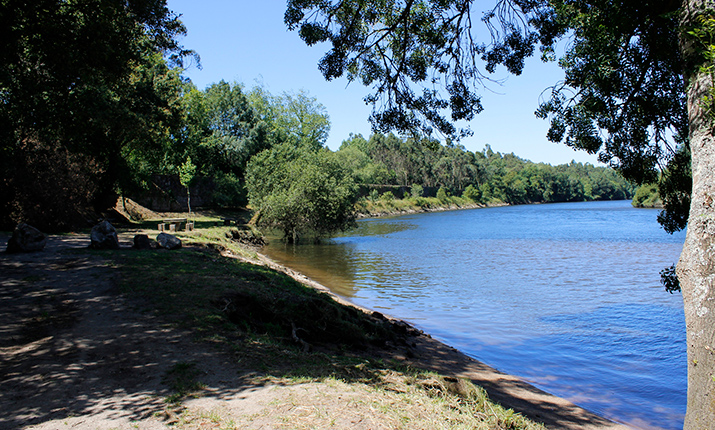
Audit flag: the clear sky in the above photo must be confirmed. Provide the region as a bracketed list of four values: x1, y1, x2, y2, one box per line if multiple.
[166, 0, 601, 166]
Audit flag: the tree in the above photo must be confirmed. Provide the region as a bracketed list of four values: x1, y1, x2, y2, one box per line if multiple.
[286, 0, 715, 426]
[0, 0, 190, 230]
[178, 81, 272, 177]
[178, 156, 197, 217]
[245, 143, 358, 242]
[275, 90, 332, 150]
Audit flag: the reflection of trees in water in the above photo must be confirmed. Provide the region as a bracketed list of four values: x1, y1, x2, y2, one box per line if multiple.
[347, 219, 417, 237]
[264, 219, 416, 297]
[263, 218, 418, 298]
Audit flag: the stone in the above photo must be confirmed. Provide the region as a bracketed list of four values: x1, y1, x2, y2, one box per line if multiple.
[89, 220, 120, 250]
[133, 234, 154, 250]
[6, 223, 47, 253]
[156, 232, 181, 250]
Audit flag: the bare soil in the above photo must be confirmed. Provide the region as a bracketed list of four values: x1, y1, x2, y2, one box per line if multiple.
[0, 233, 629, 430]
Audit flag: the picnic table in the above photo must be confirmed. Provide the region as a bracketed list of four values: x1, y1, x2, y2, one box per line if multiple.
[157, 218, 194, 232]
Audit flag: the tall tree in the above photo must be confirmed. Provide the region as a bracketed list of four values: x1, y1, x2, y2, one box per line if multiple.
[286, 0, 715, 426]
[0, 0, 191, 230]
[275, 90, 332, 150]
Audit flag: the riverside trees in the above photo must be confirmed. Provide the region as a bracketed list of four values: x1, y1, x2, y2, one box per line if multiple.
[285, 0, 715, 426]
[0, 0, 190, 230]
[245, 142, 358, 242]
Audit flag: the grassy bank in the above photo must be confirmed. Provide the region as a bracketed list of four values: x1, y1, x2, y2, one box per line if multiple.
[108, 225, 545, 429]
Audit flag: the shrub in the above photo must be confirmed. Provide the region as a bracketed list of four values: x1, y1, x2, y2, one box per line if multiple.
[380, 191, 396, 201]
[410, 184, 424, 198]
[462, 184, 482, 202]
[632, 183, 660, 208]
[436, 186, 449, 203]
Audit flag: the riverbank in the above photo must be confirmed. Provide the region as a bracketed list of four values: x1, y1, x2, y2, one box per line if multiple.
[0, 226, 629, 430]
[235, 239, 630, 430]
[354, 195, 500, 218]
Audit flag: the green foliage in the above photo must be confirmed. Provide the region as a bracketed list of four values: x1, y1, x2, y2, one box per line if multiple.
[532, 0, 689, 231]
[178, 157, 197, 188]
[380, 191, 396, 201]
[336, 133, 633, 206]
[369, 189, 380, 201]
[246, 143, 358, 241]
[0, 0, 190, 230]
[210, 173, 247, 208]
[179, 156, 197, 215]
[462, 184, 481, 202]
[632, 184, 660, 208]
[275, 90, 331, 150]
[285, 0, 543, 140]
[177, 81, 272, 180]
[436, 187, 449, 203]
[687, 14, 715, 125]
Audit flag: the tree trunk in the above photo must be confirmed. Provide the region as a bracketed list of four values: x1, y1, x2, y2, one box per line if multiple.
[679, 2, 715, 427]
[187, 189, 192, 218]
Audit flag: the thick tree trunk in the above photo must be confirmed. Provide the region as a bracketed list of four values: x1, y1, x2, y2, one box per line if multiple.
[679, 2, 715, 427]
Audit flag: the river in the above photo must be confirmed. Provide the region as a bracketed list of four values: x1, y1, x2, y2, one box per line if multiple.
[262, 200, 687, 429]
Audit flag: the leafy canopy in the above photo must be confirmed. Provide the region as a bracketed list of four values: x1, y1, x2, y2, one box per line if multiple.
[246, 143, 358, 242]
[285, 0, 546, 140]
[0, 0, 191, 229]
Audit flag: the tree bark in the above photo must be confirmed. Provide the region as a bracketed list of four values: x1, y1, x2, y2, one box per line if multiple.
[678, 2, 715, 427]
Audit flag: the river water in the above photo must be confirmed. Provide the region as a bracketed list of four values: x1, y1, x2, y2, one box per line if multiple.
[262, 200, 687, 429]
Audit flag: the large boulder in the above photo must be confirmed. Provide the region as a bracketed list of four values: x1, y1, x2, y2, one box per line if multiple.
[90, 221, 120, 250]
[6, 223, 47, 253]
[157, 232, 181, 250]
[133, 234, 155, 250]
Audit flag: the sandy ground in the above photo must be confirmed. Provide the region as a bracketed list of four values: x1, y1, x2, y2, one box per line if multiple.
[0, 232, 630, 430]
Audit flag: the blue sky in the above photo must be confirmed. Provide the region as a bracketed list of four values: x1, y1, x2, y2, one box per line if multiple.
[166, 1, 601, 166]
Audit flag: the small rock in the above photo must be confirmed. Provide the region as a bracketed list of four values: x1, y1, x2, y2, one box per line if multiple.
[90, 220, 120, 250]
[157, 232, 181, 250]
[133, 234, 154, 250]
[6, 223, 47, 253]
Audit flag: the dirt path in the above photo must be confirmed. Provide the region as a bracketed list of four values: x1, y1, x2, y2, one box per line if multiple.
[0, 234, 629, 429]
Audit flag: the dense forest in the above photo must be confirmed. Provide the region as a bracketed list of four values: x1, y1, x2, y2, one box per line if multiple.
[337, 134, 633, 204]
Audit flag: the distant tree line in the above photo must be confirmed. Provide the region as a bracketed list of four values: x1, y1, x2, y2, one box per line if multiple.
[337, 134, 634, 205]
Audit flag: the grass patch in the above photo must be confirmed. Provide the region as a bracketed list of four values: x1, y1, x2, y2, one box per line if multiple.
[162, 362, 206, 404]
[111, 244, 411, 378]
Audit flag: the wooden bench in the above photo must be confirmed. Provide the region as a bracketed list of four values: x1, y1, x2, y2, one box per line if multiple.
[158, 218, 194, 232]
[221, 217, 237, 226]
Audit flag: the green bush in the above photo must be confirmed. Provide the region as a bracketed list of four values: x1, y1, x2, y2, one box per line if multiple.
[436, 186, 449, 203]
[380, 191, 396, 201]
[462, 184, 481, 202]
[369, 189, 380, 201]
[410, 184, 424, 198]
[211, 172, 247, 207]
[246, 142, 357, 241]
[414, 197, 429, 207]
[632, 183, 660, 208]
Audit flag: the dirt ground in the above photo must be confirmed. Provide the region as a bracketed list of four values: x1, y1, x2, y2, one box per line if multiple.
[0, 233, 629, 430]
